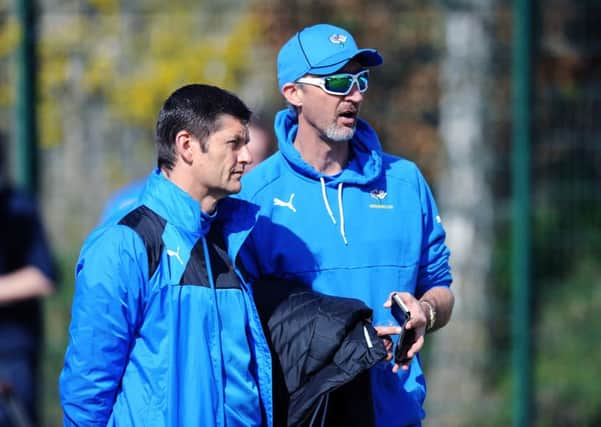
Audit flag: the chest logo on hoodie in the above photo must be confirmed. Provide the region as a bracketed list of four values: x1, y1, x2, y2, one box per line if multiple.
[369, 189, 394, 209]
[273, 193, 297, 212]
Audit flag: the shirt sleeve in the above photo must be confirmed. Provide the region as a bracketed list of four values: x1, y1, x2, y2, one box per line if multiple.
[3, 188, 56, 282]
[59, 225, 148, 425]
[415, 169, 453, 297]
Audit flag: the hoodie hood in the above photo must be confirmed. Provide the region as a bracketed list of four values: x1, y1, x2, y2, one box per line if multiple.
[274, 108, 383, 187]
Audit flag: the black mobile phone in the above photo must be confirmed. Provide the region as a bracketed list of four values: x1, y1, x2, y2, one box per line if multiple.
[391, 293, 416, 364]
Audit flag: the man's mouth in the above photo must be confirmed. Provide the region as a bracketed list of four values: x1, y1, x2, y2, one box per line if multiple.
[338, 110, 357, 125]
[338, 103, 358, 118]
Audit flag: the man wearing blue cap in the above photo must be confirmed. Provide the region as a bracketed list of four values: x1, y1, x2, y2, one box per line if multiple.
[239, 23, 455, 426]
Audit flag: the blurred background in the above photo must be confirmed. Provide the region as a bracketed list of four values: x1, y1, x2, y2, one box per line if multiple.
[0, 0, 600, 426]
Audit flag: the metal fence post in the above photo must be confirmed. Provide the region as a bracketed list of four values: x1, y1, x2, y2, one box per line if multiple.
[512, 0, 533, 426]
[15, 0, 39, 194]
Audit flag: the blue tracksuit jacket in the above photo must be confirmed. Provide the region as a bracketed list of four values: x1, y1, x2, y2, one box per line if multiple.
[59, 169, 273, 426]
[237, 108, 452, 427]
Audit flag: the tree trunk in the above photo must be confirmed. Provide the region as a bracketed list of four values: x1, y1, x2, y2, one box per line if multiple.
[426, 3, 495, 425]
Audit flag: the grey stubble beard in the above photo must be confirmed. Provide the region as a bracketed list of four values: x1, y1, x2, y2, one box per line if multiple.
[325, 122, 355, 143]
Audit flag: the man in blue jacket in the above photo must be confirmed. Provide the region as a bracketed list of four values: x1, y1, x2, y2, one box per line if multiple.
[59, 84, 273, 426]
[238, 24, 455, 426]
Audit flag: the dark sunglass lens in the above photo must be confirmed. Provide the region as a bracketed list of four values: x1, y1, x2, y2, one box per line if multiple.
[325, 75, 353, 93]
[358, 72, 369, 91]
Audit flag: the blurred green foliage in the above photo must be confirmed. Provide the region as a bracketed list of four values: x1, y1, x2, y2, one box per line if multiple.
[0, 9, 19, 107]
[535, 255, 601, 426]
[37, 2, 264, 149]
[42, 248, 79, 425]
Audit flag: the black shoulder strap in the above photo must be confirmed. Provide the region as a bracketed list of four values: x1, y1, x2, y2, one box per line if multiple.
[119, 205, 166, 279]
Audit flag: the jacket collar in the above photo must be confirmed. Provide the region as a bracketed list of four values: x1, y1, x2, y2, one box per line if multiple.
[141, 168, 214, 237]
[213, 197, 259, 262]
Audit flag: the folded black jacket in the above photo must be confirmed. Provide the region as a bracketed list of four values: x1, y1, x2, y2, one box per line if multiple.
[253, 278, 389, 427]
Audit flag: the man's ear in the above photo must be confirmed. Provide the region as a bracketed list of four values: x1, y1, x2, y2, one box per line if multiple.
[281, 82, 303, 107]
[174, 130, 195, 164]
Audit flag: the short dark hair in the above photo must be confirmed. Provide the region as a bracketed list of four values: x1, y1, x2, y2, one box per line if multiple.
[155, 84, 252, 170]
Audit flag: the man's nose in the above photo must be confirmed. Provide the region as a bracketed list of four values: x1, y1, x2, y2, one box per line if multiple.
[345, 82, 364, 102]
[239, 144, 253, 164]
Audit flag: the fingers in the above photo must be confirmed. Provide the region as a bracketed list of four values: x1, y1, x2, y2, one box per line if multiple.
[383, 291, 417, 309]
[382, 291, 404, 308]
[391, 360, 411, 373]
[406, 335, 425, 360]
[374, 325, 402, 336]
[383, 295, 392, 308]
[379, 291, 430, 375]
[392, 355, 415, 373]
[381, 336, 393, 352]
[374, 329, 395, 360]
[384, 291, 428, 335]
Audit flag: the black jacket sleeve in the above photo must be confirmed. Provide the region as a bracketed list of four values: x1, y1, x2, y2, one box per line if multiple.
[253, 278, 388, 427]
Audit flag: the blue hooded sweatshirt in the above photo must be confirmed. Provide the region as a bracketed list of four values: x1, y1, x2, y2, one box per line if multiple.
[237, 108, 452, 427]
[60, 169, 273, 427]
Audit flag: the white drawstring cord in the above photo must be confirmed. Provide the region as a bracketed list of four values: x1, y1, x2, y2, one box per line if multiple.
[363, 325, 373, 348]
[320, 178, 349, 245]
[320, 177, 336, 224]
[337, 183, 348, 245]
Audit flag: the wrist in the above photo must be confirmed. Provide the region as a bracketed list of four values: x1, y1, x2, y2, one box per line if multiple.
[420, 300, 436, 332]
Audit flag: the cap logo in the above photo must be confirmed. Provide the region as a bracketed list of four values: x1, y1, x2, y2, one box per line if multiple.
[329, 34, 347, 46]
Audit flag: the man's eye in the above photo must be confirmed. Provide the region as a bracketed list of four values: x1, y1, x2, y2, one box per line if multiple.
[228, 139, 244, 148]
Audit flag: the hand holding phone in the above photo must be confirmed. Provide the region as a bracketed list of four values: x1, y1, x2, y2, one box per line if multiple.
[390, 293, 416, 365]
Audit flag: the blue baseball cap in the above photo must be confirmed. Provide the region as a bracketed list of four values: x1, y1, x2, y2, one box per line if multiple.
[277, 23, 383, 90]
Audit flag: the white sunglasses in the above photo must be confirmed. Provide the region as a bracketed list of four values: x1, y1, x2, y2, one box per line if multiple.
[296, 70, 369, 95]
